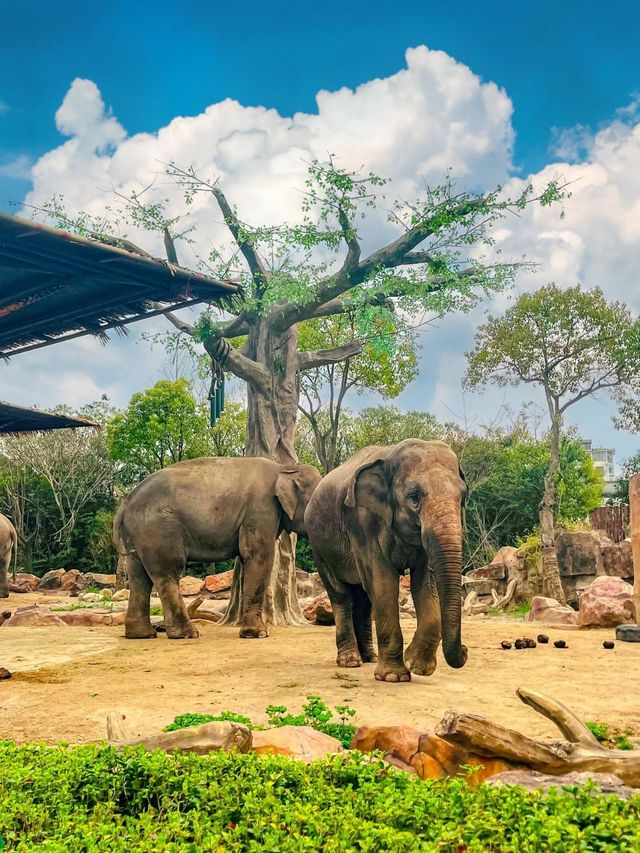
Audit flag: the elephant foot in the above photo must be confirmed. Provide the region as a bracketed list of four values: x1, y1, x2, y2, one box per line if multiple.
[404, 642, 437, 676]
[125, 619, 157, 640]
[374, 661, 411, 683]
[239, 626, 269, 639]
[358, 647, 378, 663]
[337, 649, 362, 668]
[166, 622, 199, 639]
[0, 591, 8, 599]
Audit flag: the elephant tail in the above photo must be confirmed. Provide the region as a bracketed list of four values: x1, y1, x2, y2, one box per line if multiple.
[112, 506, 136, 556]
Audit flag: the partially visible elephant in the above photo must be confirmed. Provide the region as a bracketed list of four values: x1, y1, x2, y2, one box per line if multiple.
[305, 439, 467, 682]
[114, 457, 321, 640]
[0, 513, 17, 598]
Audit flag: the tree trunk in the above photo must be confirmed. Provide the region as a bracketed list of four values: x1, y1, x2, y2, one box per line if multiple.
[221, 316, 308, 627]
[539, 415, 566, 604]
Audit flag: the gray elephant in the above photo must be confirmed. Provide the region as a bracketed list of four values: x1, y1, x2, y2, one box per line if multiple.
[114, 456, 321, 640]
[0, 513, 17, 598]
[305, 439, 467, 682]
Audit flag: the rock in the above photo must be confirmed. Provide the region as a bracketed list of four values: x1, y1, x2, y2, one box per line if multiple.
[0, 667, 12, 680]
[486, 770, 637, 800]
[203, 570, 234, 595]
[38, 568, 67, 590]
[303, 593, 335, 625]
[600, 539, 633, 579]
[60, 569, 88, 594]
[4, 607, 67, 627]
[179, 575, 204, 596]
[461, 577, 498, 597]
[251, 726, 342, 761]
[556, 531, 602, 577]
[616, 624, 640, 643]
[297, 571, 326, 599]
[84, 573, 117, 589]
[350, 726, 513, 781]
[56, 610, 126, 627]
[399, 575, 411, 590]
[526, 596, 579, 626]
[578, 576, 636, 628]
[8, 573, 40, 593]
[112, 588, 130, 601]
[78, 592, 104, 603]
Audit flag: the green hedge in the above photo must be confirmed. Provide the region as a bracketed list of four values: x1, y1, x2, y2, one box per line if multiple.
[1, 743, 639, 851]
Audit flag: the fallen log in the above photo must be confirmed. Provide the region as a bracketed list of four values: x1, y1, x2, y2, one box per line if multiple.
[106, 712, 252, 754]
[436, 688, 640, 787]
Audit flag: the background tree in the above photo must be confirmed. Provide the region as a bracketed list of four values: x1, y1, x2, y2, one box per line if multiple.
[41, 161, 566, 625]
[297, 314, 418, 471]
[465, 284, 640, 603]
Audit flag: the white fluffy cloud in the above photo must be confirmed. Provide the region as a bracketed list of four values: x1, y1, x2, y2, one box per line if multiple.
[7, 48, 640, 460]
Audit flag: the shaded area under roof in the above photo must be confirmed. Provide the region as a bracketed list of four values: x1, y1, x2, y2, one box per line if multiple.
[0, 401, 97, 433]
[0, 212, 240, 357]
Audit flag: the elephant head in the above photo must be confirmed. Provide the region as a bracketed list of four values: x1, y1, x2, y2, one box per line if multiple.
[276, 464, 322, 536]
[345, 439, 467, 669]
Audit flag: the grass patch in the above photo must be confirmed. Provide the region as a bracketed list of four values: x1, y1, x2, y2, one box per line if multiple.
[586, 721, 636, 751]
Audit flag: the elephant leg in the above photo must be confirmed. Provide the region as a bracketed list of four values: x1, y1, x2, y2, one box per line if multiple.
[0, 549, 9, 598]
[355, 555, 409, 683]
[404, 560, 441, 676]
[124, 554, 156, 639]
[237, 528, 275, 639]
[139, 549, 198, 640]
[316, 556, 361, 666]
[352, 585, 377, 663]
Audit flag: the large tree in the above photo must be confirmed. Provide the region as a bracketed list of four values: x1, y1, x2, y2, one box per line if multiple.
[464, 284, 640, 603]
[41, 162, 566, 625]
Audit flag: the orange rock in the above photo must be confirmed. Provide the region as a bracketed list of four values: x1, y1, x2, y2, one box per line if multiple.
[203, 570, 234, 594]
[179, 576, 204, 596]
[303, 593, 334, 625]
[251, 726, 342, 762]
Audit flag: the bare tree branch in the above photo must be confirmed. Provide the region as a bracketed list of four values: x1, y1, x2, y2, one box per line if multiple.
[298, 341, 363, 371]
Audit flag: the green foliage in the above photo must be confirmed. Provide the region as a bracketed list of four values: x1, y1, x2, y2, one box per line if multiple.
[164, 711, 253, 732]
[106, 379, 210, 481]
[585, 722, 636, 751]
[1, 743, 639, 851]
[344, 405, 448, 455]
[164, 696, 356, 749]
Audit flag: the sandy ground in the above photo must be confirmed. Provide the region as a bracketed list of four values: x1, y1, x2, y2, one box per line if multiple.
[1, 590, 639, 745]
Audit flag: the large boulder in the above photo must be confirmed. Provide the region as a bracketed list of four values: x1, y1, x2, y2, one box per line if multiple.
[60, 569, 89, 595]
[8, 573, 40, 593]
[578, 576, 636, 628]
[303, 593, 334, 625]
[3, 606, 67, 627]
[84, 573, 117, 589]
[203, 570, 234, 595]
[38, 569, 67, 590]
[526, 596, 579, 626]
[296, 571, 326, 599]
[251, 726, 342, 761]
[600, 538, 633, 580]
[556, 530, 603, 577]
[350, 726, 513, 781]
[179, 575, 204, 596]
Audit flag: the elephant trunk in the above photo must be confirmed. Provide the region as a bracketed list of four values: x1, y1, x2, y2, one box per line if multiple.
[422, 501, 467, 669]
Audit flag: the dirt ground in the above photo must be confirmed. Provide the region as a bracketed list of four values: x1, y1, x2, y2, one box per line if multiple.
[1, 590, 639, 745]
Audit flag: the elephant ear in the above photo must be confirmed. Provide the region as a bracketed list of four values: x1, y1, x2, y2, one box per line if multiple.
[344, 457, 392, 525]
[458, 464, 468, 506]
[275, 469, 300, 521]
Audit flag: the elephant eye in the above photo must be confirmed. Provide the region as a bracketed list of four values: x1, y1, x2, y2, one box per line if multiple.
[406, 488, 422, 507]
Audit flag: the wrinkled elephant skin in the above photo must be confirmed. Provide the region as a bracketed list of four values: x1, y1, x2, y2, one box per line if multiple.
[0, 513, 16, 599]
[305, 439, 467, 682]
[114, 457, 321, 640]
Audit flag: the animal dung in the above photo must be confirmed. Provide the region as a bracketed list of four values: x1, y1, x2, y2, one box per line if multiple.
[500, 640, 512, 650]
[553, 640, 567, 649]
[0, 667, 12, 680]
[603, 641, 615, 649]
[537, 634, 549, 644]
[514, 639, 525, 649]
[522, 637, 536, 648]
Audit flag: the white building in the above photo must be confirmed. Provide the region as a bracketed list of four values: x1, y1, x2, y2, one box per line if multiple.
[580, 439, 616, 497]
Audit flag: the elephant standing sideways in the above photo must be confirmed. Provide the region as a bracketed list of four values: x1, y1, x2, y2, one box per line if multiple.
[0, 513, 17, 598]
[114, 457, 321, 640]
[305, 439, 467, 682]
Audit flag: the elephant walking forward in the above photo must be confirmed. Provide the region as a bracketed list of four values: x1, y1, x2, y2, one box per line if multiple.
[305, 439, 468, 682]
[0, 512, 17, 598]
[114, 457, 320, 640]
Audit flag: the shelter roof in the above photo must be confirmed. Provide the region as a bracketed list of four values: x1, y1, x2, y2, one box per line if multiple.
[0, 400, 97, 433]
[0, 212, 240, 357]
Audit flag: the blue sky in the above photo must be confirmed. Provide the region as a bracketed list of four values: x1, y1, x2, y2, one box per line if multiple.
[2, 0, 639, 209]
[1, 0, 640, 464]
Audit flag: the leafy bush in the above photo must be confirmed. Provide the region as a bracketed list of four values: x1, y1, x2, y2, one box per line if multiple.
[164, 696, 356, 748]
[1, 744, 639, 851]
[586, 722, 635, 751]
